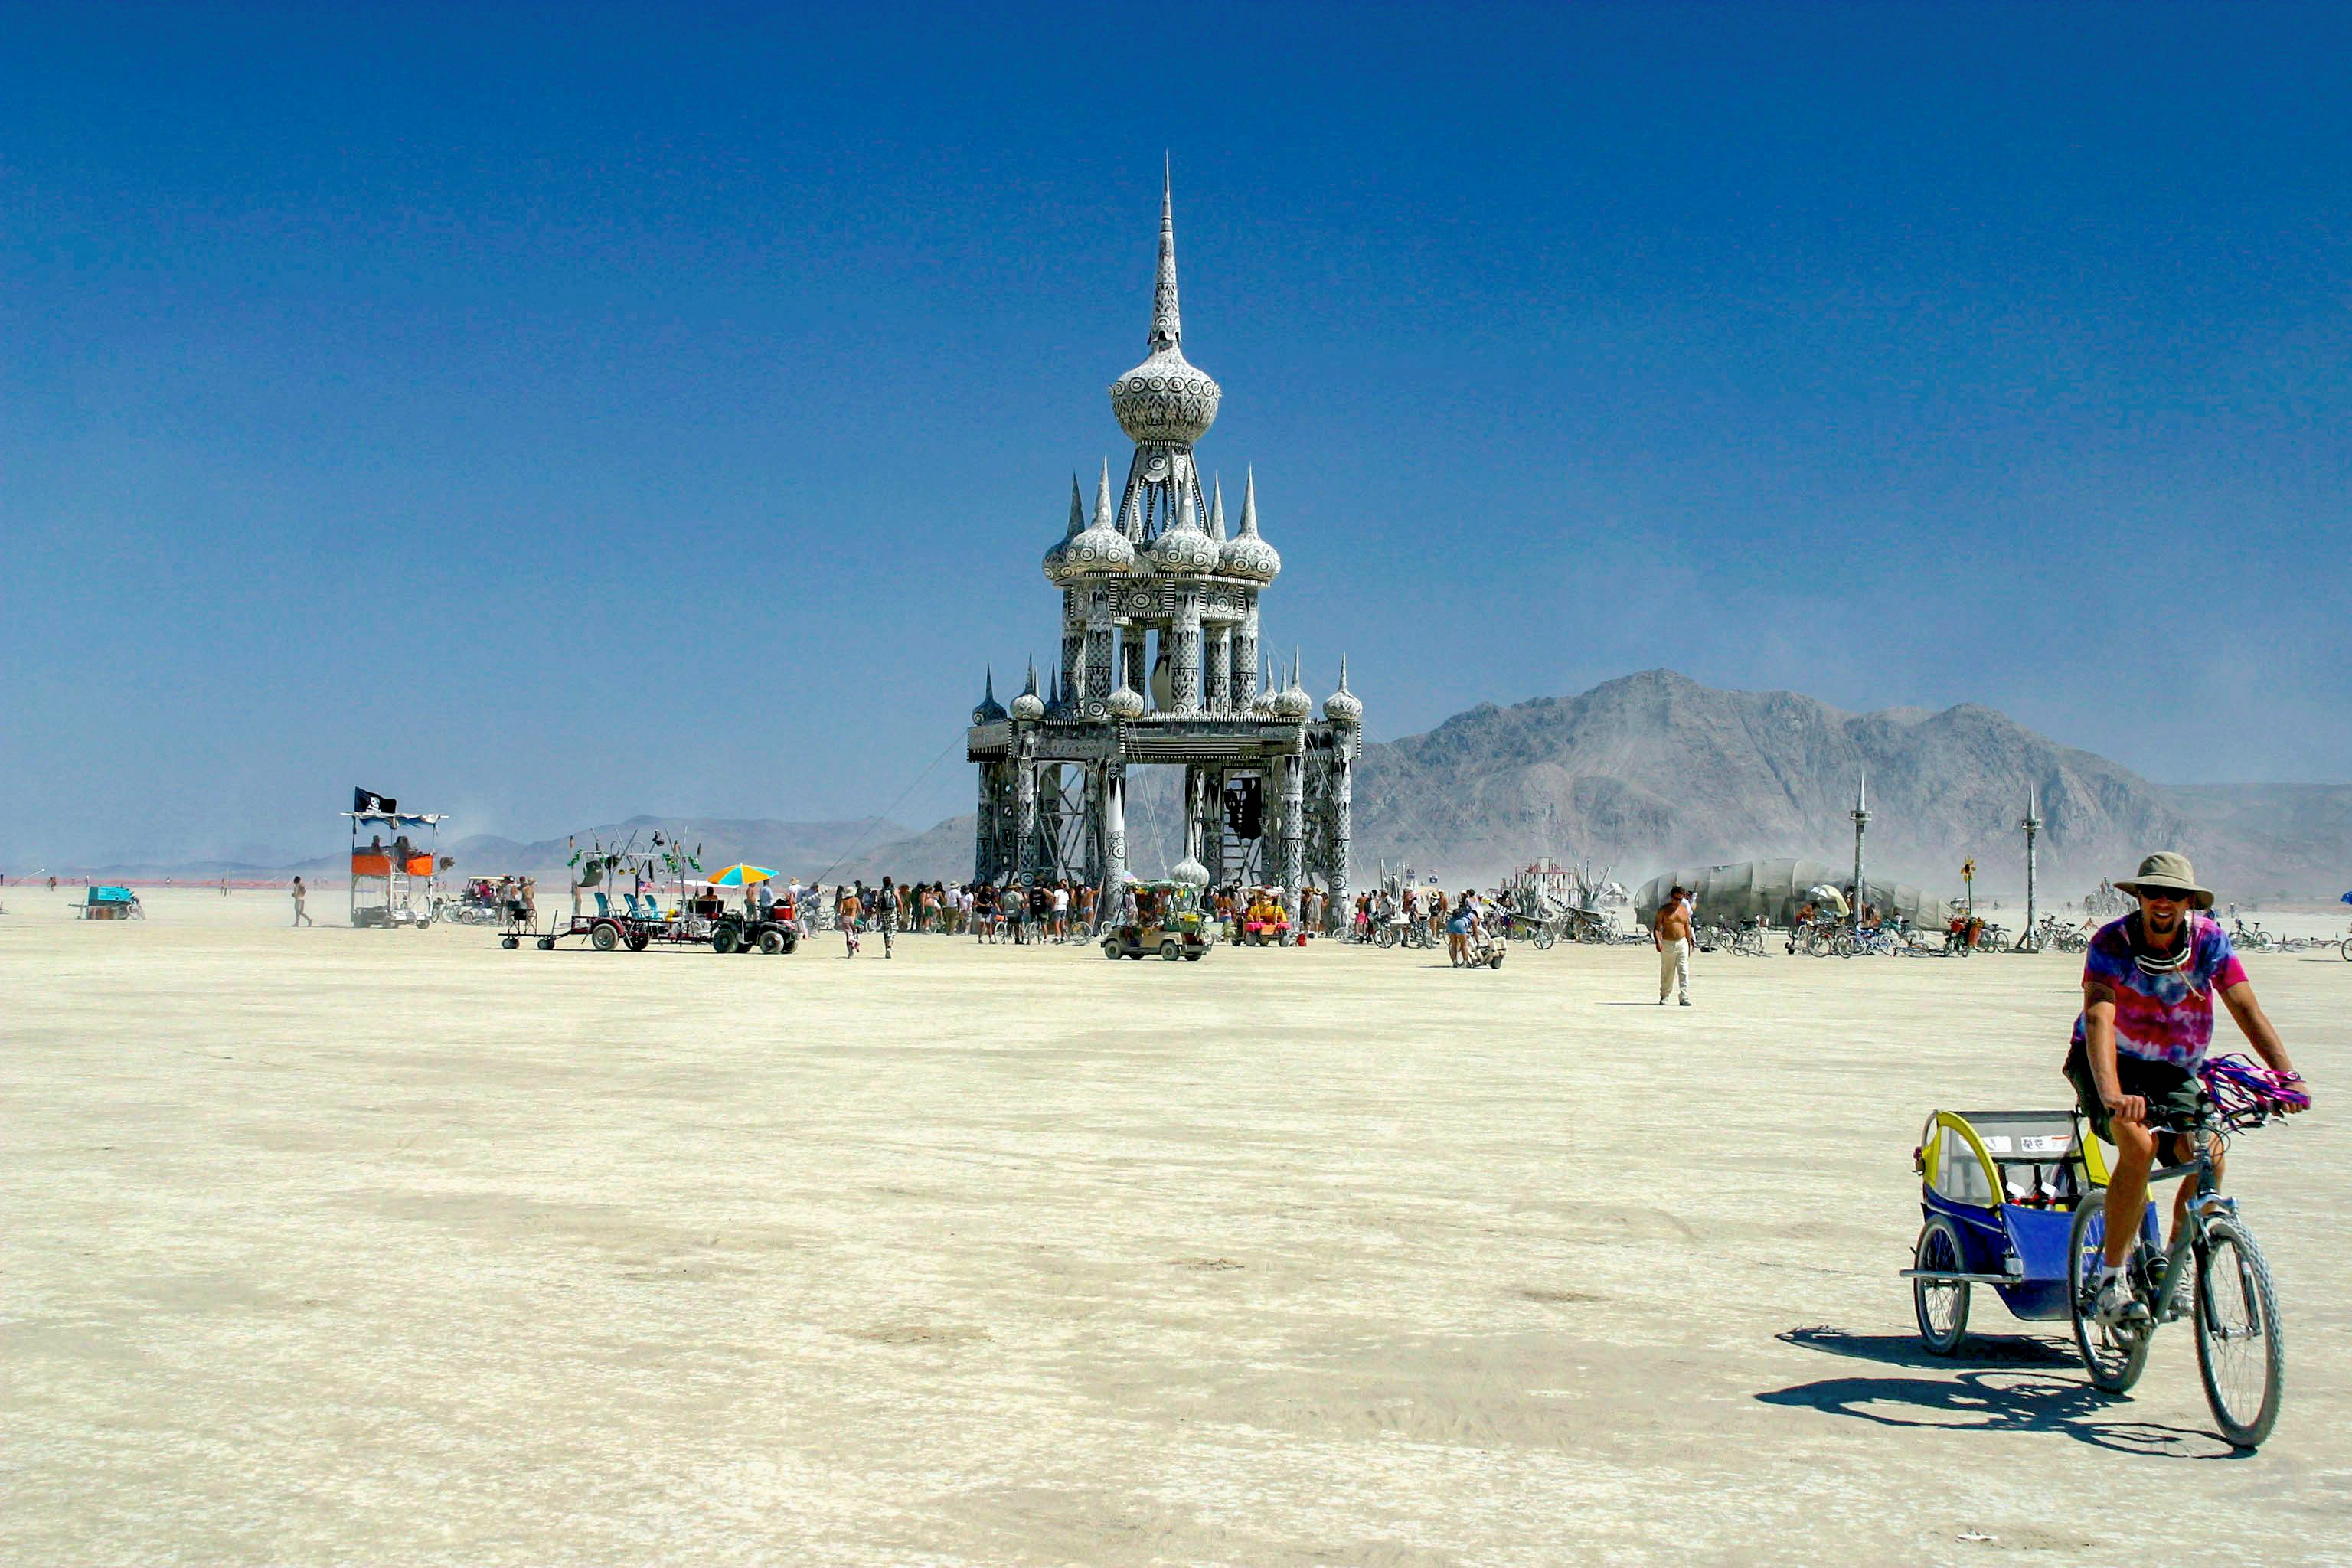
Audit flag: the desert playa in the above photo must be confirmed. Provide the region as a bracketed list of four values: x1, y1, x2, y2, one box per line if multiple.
[5, 890, 2347, 1565]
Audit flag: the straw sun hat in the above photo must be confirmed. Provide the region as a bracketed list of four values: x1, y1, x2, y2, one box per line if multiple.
[2115, 851, 2213, 910]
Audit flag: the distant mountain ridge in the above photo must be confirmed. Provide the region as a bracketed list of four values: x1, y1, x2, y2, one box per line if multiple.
[842, 671, 2347, 897]
[42, 677, 2348, 897]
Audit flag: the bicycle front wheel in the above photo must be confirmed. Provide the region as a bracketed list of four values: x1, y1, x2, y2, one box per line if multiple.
[2194, 1215, 2285, 1449]
[2068, 1191, 2151, 1393]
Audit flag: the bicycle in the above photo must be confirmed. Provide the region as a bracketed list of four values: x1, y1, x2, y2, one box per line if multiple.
[2229, 916, 2276, 955]
[1833, 924, 1900, 958]
[2066, 1057, 2307, 1449]
[1705, 918, 1766, 956]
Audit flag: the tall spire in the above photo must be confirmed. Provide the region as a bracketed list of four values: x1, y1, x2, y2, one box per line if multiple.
[1150, 155, 1181, 352]
[1094, 458, 1115, 528]
[1210, 473, 1227, 541]
[1857, 766, 1868, 814]
[1064, 475, 1084, 538]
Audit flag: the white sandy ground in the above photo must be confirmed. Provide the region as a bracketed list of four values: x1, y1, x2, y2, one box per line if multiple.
[3, 887, 2348, 1567]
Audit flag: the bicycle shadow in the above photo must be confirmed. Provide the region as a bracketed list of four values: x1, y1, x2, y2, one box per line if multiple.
[1759, 1326, 2243, 1459]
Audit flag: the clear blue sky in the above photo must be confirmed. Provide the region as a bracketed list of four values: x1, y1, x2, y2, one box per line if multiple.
[5, 2, 2347, 864]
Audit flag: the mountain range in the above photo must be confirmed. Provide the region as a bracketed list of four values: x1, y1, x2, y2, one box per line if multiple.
[46, 673, 2350, 899]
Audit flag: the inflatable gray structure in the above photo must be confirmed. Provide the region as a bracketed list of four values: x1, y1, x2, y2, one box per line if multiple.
[1633, 859, 1941, 929]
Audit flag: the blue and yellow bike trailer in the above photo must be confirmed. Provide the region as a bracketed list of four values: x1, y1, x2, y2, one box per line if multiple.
[1904, 1109, 2157, 1354]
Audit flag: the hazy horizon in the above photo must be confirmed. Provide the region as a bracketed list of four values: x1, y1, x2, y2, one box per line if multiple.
[6, 2, 2347, 866]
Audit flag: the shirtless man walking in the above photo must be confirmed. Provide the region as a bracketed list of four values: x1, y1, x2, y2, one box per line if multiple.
[1653, 884, 1693, 1006]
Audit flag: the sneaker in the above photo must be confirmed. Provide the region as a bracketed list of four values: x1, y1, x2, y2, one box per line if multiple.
[1679, 998, 1691, 1007]
[2092, 1276, 2145, 1328]
[1657, 997, 1668, 1005]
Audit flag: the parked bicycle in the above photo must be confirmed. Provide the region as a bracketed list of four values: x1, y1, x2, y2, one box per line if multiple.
[1698, 917, 1767, 956]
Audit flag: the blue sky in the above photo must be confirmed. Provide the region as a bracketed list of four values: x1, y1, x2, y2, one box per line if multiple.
[5, 2, 2347, 864]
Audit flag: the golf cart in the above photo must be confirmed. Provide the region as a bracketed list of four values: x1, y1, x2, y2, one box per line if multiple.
[701, 866, 800, 955]
[1102, 880, 1210, 961]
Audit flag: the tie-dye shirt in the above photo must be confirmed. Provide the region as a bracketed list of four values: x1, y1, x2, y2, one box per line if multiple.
[2069, 913, 2247, 1069]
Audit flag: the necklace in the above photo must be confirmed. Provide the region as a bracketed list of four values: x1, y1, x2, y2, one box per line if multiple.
[2129, 911, 2196, 976]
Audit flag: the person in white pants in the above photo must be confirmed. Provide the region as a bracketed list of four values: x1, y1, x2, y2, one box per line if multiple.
[1653, 884, 1693, 1006]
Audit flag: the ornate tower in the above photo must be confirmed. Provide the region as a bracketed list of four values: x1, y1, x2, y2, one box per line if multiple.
[965, 170, 1360, 923]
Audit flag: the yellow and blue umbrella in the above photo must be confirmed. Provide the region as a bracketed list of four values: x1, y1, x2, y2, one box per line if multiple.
[707, 864, 776, 887]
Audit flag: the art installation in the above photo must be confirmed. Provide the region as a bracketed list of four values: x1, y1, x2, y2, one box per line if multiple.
[965, 171, 1362, 913]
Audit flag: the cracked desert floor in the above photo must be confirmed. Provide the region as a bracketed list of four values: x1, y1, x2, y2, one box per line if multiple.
[5, 889, 2348, 1566]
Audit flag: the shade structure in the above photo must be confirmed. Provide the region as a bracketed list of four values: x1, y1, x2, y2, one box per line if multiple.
[706, 865, 776, 887]
[1633, 859, 1939, 928]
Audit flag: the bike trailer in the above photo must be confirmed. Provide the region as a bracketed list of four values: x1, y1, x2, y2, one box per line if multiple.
[1913, 1109, 2116, 1321]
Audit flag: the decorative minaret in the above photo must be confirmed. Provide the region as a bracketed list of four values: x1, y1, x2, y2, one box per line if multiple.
[1204, 475, 1233, 714]
[1321, 655, 1364, 927]
[1849, 767, 1871, 931]
[972, 171, 1359, 908]
[1223, 467, 1277, 707]
[2020, 786, 2043, 946]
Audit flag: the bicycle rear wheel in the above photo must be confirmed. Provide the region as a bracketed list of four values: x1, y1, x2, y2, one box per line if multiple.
[1912, 1215, 1970, 1355]
[2194, 1216, 2284, 1449]
[2068, 1191, 2151, 1393]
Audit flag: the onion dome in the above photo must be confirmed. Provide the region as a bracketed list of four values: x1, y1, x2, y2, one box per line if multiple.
[1148, 484, 1220, 576]
[1321, 653, 1363, 725]
[1011, 660, 1046, 723]
[1250, 655, 1281, 717]
[1109, 172, 1222, 446]
[1219, 468, 1281, 583]
[1040, 476, 1086, 585]
[1273, 655, 1312, 721]
[1170, 854, 1210, 888]
[971, 668, 1008, 725]
[1106, 684, 1146, 720]
[1054, 462, 1132, 583]
[1057, 459, 1135, 581]
[1112, 348, 1220, 446]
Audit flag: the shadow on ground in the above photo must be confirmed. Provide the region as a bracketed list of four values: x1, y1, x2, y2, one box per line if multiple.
[1759, 1325, 2242, 1459]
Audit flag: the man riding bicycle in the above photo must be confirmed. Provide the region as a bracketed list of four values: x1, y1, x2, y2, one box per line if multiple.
[2064, 853, 2308, 1326]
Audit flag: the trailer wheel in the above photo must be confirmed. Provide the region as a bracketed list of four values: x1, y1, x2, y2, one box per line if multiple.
[591, 923, 620, 952]
[626, 931, 650, 952]
[501, 936, 519, 949]
[537, 937, 555, 950]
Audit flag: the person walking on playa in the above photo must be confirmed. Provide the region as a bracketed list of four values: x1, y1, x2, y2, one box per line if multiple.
[291, 876, 313, 926]
[877, 876, 899, 959]
[838, 883, 862, 958]
[1654, 884, 1692, 1006]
